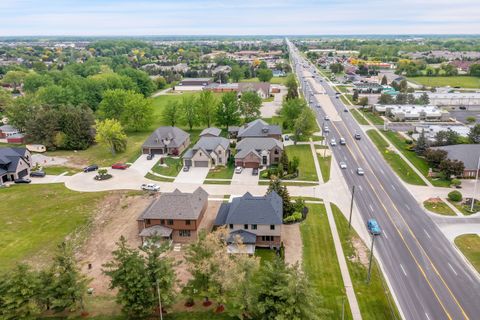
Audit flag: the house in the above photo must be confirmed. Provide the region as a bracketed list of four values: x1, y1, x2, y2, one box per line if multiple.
[0, 124, 20, 138]
[183, 136, 230, 168]
[0, 147, 32, 185]
[431, 144, 480, 179]
[238, 82, 271, 99]
[137, 187, 209, 243]
[142, 126, 190, 155]
[199, 127, 222, 138]
[179, 78, 213, 86]
[272, 70, 286, 77]
[235, 138, 283, 168]
[6, 133, 25, 144]
[236, 119, 282, 141]
[214, 191, 283, 253]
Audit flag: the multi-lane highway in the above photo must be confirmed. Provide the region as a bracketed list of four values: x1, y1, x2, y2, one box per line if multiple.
[287, 40, 480, 320]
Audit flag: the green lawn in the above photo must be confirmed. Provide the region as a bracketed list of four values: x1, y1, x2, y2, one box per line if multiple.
[0, 184, 107, 270]
[206, 164, 235, 179]
[423, 199, 456, 216]
[255, 248, 277, 267]
[145, 172, 175, 182]
[409, 76, 480, 89]
[240, 75, 290, 85]
[285, 144, 318, 181]
[42, 165, 82, 176]
[359, 109, 384, 125]
[301, 204, 352, 319]
[351, 109, 369, 125]
[318, 155, 331, 183]
[331, 204, 400, 320]
[367, 130, 426, 186]
[151, 157, 183, 177]
[455, 234, 480, 273]
[447, 199, 480, 216]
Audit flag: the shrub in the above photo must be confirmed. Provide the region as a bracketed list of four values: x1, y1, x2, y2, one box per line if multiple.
[283, 211, 303, 223]
[448, 190, 462, 202]
[451, 179, 461, 187]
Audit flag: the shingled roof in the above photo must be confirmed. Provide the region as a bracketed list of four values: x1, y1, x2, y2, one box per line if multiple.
[237, 119, 281, 139]
[235, 137, 283, 159]
[142, 126, 189, 149]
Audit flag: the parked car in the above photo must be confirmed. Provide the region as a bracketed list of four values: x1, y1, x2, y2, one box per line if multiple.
[235, 166, 243, 174]
[339, 162, 347, 169]
[14, 178, 31, 184]
[344, 108, 349, 112]
[367, 219, 382, 235]
[146, 153, 154, 160]
[330, 139, 337, 146]
[83, 164, 98, 172]
[111, 163, 129, 170]
[141, 183, 160, 192]
[354, 133, 361, 140]
[252, 168, 259, 176]
[183, 166, 190, 172]
[339, 138, 346, 145]
[324, 115, 330, 121]
[357, 167, 365, 175]
[284, 135, 290, 141]
[30, 171, 46, 177]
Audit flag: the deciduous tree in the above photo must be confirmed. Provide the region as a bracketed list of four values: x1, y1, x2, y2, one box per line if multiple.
[216, 92, 240, 131]
[294, 108, 317, 141]
[95, 119, 127, 154]
[257, 69, 273, 82]
[196, 90, 217, 127]
[285, 74, 298, 100]
[439, 159, 465, 179]
[468, 124, 480, 144]
[239, 91, 262, 123]
[181, 95, 198, 131]
[163, 100, 180, 127]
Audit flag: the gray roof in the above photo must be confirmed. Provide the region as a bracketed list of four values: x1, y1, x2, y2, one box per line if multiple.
[432, 144, 480, 170]
[238, 82, 270, 96]
[184, 136, 229, 160]
[235, 138, 283, 159]
[0, 147, 29, 174]
[142, 126, 189, 149]
[200, 127, 221, 137]
[214, 192, 283, 226]
[139, 225, 173, 238]
[0, 124, 18, 132]
[139, 187, 208, 220]
[228, 230, 257, 244]
[237, 119, 281, 139]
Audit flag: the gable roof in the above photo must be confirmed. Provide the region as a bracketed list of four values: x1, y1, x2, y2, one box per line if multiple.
[139, 187, 208, 220]
[238, 82, 270, 96]
[235, 137, 283, 159]
[142, 126, 189, 149]
[237, 119, 281, 138]
[215, 191, 283, 226]
[184, 136, 229, 160]
[227, 230, 257, 244]
[0, 147, 29, 174]
[432, 144, 480, 170]
[200, 127, 222, 137]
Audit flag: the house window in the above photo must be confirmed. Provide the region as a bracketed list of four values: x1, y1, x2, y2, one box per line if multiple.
[252, 224, 257, 230]
[274, 149, 279, 154]
[244, 224, 248, 230]
[146, 219, 151, 225]
[274, 157, 279, 162]
[179, 230, 191, 237]
[262, 156, 267, 164]
[185, 220, 191, 225]
[167, 219, 174, 225]
[219, 157, 222, 163]
[270, 225, 275, 230]
[229, 224, 233, 229]
[261, 236, 274, 242]
[160, 219, 165, 225]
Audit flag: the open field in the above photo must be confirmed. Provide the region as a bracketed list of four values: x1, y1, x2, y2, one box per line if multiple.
[359, 109, 384, 125]
[42, 165, 82, 176]
[367, 130, 426, 186]
[423, 198, 456, 216]
[206, 164, 235, 179]
[240, 75, 290, 85]
[455, 234, 480, 274]
[409, 76, 480, 89]
[285, 144, 318, 181]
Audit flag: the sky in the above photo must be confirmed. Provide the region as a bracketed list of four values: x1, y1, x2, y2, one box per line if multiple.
[1, 0, 480, 36]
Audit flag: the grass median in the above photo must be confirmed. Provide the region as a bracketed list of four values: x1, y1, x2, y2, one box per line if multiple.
[423, 198, 456, 216]
[454, 234, 480, 273]
[285, 144, 319, 181]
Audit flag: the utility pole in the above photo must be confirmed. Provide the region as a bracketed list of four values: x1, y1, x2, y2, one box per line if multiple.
[367, 235, 376, 284]
[470, 154, 480, 212]
[156, 280, 163, 320]
[349, 185, 355, 229]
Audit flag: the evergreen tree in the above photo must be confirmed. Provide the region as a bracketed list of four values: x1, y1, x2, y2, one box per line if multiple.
[352, 90, 359, 102]
[415, 129, 428, 155]
[381, 75, 388, 85]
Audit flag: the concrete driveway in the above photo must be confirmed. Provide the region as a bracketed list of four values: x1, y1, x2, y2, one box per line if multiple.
[231, 168, 259, 185]
[129, 154, 158, 176]
[260, 85, 286, 117]
[174, 167, 209, 184]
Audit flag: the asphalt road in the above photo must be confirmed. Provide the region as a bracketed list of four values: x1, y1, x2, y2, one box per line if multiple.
[288, 40, 480, 320]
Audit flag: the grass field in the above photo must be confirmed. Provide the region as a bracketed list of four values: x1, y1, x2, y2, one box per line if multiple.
[455, 234, 480, 273]
[359, 109, 384, 125]
[300, 203, 352, 319]
[351, 109, 369, 125]
[206, 164, 235, 179]
[0, 184, 107, 270]
[240, 75, 290, 85]
[318, 155, 331, 183]
[423, 199, 456, 216]
[367, 130, 426, 186]
[409, 76, 480, 89]
[285, 144, 318, 181]
[331, 204, 400, 320]
[151, 157, 183, 177]
[145, 172, 175, 182]
[42, 165, 82, 176]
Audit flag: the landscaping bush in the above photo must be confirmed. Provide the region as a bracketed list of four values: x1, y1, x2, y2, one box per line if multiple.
[448, 190, 462, 202]
[451, 179, 461, 188]
[283, 211, 303, 223]
[282, 172, 298, 180]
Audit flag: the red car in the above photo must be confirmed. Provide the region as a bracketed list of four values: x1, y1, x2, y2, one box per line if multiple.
[111, 163, 129, 170]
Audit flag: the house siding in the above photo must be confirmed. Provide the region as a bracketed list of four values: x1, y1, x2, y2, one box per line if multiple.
[229, 224, 282, 247]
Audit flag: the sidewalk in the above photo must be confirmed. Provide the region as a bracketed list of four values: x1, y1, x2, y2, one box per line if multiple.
[309, 138, 324, 183]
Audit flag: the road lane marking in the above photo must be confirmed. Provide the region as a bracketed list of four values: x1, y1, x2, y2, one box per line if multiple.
[426, 312, 431, 320]
[383, 231, 388, 239]
[405, 204, 411, 211]
[359, 185, 363, 191]
[400, 264, 408, 277]
[448, 263, 458, 276]
[369, 204, 374, 212]
[391, 184, 396, 191]
[424, 229, 431, 239]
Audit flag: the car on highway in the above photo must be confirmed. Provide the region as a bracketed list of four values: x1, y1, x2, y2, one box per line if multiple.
[357, 167, 365, 175]
[324, 126, 330, 133]
[141, 183, 160, 192]
[324, 115, 330, 121]
[354, 133, 361, 140]
[339, 161, 347, 169]
[14, 178, 31, 184]
[330, 139, 337, 146]
[367, 219, 382, 235]
[344, 108, 349, 112]
[83, 164, 98, 172]
[30, 171, 46, 177]
[111, 163, 129, 170]
[339, 138, 346, 145]
[235, 166, 243, 174]
[146, 153, 154, 160]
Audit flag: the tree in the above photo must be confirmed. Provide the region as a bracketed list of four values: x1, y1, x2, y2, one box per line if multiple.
[294, 108, 317, 141]
[329, 63, 344, 74]
[468, 124, 480, 144]
[279, 98, 306, 130]
[196, 90, 217, 127]
[415, 129, 428, 155]
[466, 116, 476, 124]
[435, 129, 460, 146]
[417, 92, 430, 105]
[118, 67, 156, 97]
[470, 64, 480, 77]
[424, 148, 447, 168]
[2, 70, 26, 92]
[121, 92, 153, 131]
[230, 65, 243, 82]
[163, 100, 180, 127]
[37, 85, 75, 108]
[448, 190, 462, 202]
[352, 90, 359, 102]
[285, 73, 298, 100]
[97, 89, 129, 120]
[0, 87, 12, 112]
[216, 92, 240, 131]
[381, 75, 388, 85]
[257, 69, 273, 82]
[399, 79, 408, 92]
[358, 96, 369, 107]
[154, 76, 167, 90]
[267, 176, 295, 217]
[23, 72, 53, 93]
[407, 93, 416, 104]
[239, 91, 262, 123]
[378, 93, 394, 104]
[95, 119, 127, 154]
[395, 93, 407, 104]
[439, 159, 465, 179]
[181, 95, 198, 131]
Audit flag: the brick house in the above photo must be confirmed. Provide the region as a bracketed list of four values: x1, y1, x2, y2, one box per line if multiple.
[142, 126, 190, 155]
[235, 138, 283, 168]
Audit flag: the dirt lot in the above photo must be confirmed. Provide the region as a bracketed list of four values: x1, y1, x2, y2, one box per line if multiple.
[282, 224, 302, 265]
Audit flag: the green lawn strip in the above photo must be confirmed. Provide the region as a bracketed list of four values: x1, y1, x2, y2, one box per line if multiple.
[340, 95, 352, 105]
[292, 196, 323, 201]
[318, 155, 331, 183]
[203, 180, 231, 185]
[336, 85, 350, 93]
[447, 199, 480, 216]
[240, 76, 289, 85]
[206, 164, 234, 179]
[151, 157, 182, 177]
[423, 199, 456, 216]
[285, 144, 319, 181]
[331, 204, 400, 320]
[255, 248, 277, 267]
[258, 180, 318, 186]
[0, 184, 107, 270]
[454, 234, 480, 273]
[301, 203, 353, 319]
[408, 76, 480, 89]
[351, 109, 369, 125]
[367, 130, 426, 186]
[359, 109, 384, 125]
[145, 172, 175, 182]
[42, 165, 82, 176]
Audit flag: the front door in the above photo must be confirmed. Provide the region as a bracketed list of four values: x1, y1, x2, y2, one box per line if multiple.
[262, 156, 267, 165]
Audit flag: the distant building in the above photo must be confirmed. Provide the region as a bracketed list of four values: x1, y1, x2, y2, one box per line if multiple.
[413, 92, 480, 107]
[374, 104, 450, 122]
[204, 82, 271, 99]
[353, 82, 383, 93]
[414, 124, 471, 142]
[272, 70, 286, 77]
[142, 126, 190, 155]
[431, 144, 480, 178]
[0, 147, 31, 184]
[179, 78, 213, 86]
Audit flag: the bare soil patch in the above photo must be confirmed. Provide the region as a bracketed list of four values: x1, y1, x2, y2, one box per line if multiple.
[282, 224, 303, 265]
[350, 236, 369, 268]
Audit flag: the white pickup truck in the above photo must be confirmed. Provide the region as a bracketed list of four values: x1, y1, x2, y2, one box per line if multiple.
[141, 183, 160, 192]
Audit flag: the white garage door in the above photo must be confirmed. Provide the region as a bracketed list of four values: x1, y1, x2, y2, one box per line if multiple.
[194, 161, 209, 167]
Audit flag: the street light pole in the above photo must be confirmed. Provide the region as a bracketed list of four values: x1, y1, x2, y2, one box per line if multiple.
[349, 185, 355, 229]
[366, 235, 376, 284]
[470, 154, 480, 212]
[156, 280, 163, 320]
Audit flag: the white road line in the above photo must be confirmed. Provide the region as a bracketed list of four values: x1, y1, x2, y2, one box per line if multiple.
[383, 231, 388, 239]
[369, 204, 374, 212]
[424, 229, 431, 239]
[350, 169, 354, 174]
[425, 312, 431, 320]
[359, 185, 363, 191]
[380, 168, 384, 174]
[448, 263, 458, 276]
[391, 184, 396, 191]
[400, 264, 408, 277]
[405, 204, 411, 211]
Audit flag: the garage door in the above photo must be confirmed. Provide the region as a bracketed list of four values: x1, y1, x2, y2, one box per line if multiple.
[244, 162, 259, 168]
[150, 148, 164, 154]
[17, 169, 28, 178]
[194, 161, 209, 167]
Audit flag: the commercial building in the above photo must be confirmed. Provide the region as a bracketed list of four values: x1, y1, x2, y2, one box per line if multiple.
[413, 92, 480, 107]
[374, 104, 450, 122]
[414, 124, 471, 142]
[431, 144, 480, 178]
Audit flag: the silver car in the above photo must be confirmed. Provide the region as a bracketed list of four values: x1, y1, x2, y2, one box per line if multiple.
[330, 139, 337, 146]
[357, 167, 365, 175]
[339, 162, 347, 169]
